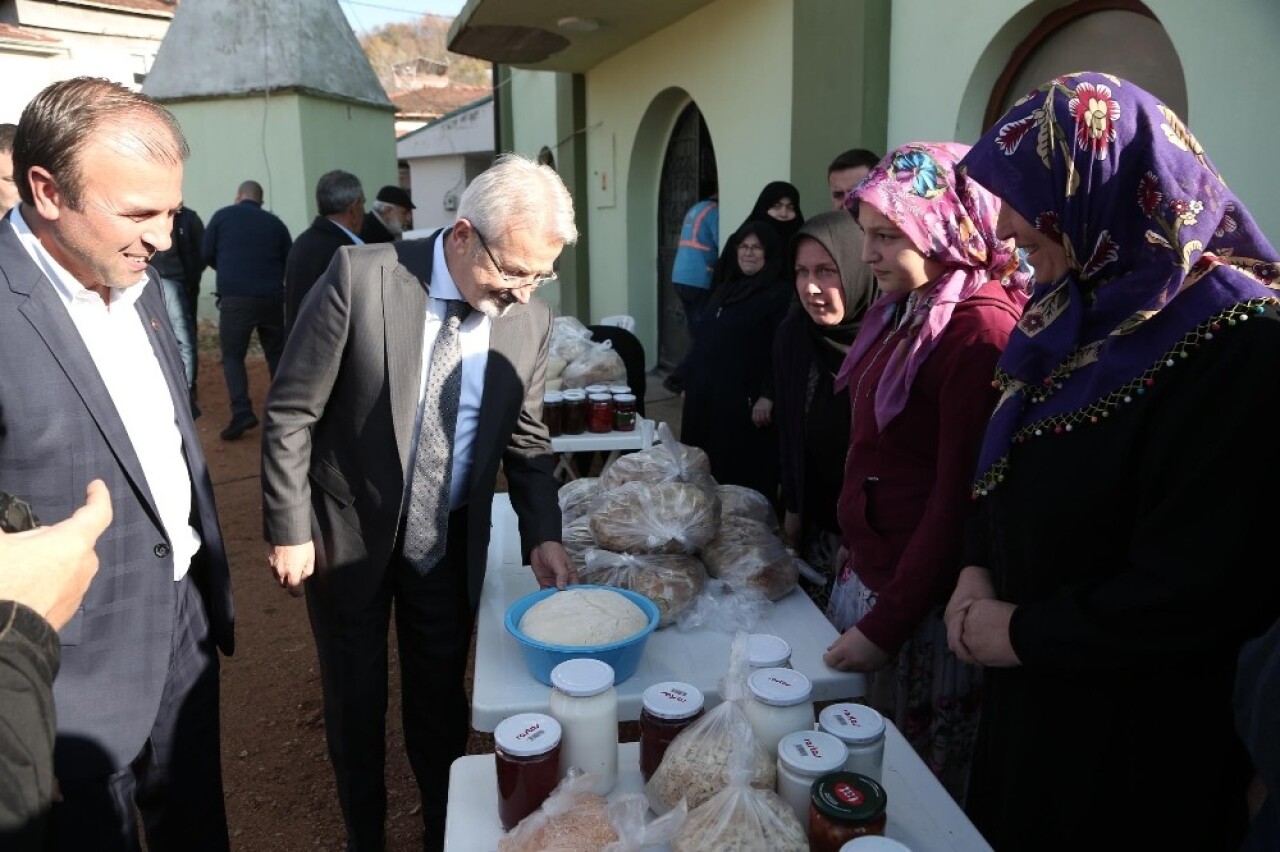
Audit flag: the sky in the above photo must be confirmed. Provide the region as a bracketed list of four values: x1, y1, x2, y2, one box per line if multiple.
[339, 0, 467, 35]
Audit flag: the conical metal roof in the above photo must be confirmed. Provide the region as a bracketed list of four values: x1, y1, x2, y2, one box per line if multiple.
[143, 0, 393, 110]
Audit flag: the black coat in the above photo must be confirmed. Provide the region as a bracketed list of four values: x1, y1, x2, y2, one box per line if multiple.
[0, 602, 58, 850]
[284, 217, 355, 331]
[360, 212, 396, 245]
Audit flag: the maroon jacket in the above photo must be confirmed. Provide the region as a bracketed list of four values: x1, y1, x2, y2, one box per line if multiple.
[837, 279, 1020, 653]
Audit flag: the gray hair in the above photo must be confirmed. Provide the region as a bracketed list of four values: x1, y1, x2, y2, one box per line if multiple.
[371, 199, 400, 216]
[456, 152, 577, 246]
[316, 170, 362, 216]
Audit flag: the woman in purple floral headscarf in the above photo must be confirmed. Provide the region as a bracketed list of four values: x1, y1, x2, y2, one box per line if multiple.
[823, 141, 1029, 802]
[945, 72, 1280, 850]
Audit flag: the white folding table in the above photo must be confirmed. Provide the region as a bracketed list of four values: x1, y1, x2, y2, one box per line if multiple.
[549, 417, 657, 481]
[471, 494, 867, 733]
[444, 724, 993, 851]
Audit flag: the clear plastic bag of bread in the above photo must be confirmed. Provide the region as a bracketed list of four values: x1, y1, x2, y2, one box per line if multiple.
[700, 514, 799, 600]
[600, 423, 718, 494]
[558, 477, 603, 525]
[550, 315, 594, 365]
[500, 768, 688, 852]
[560, 339, 626, 389]
[578, 547, 708, 627]
[675, 578, 773, 634]
[561, 516, 596, 572]
[645, 632, 776, 814]
[716, 484, 779, 532]
[670, 735, 808, 852]
[590, 480, 719, 555]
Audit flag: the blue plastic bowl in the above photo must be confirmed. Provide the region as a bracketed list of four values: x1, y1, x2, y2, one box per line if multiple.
[505, 584, 660, 686]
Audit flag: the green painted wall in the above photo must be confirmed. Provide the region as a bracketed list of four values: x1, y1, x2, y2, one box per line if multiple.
[790, 0, 891, 214]
[887, 0, 1280, 237]
[582, 0, 795, 363]
[164, 92, 396, 318]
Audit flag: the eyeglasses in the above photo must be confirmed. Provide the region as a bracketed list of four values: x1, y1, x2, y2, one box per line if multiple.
[471, 224, 558, 291]
[738, 243, 765, 254]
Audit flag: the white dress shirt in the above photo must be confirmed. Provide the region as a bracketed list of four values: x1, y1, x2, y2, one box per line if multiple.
[402, 233, 491, 511]
[332, 219, 363, 245]
[9, 208, 201, 580]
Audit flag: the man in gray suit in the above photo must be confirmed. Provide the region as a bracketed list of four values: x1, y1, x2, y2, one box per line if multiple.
[262, 153, 577, 851]
[0, 78, 235, 850]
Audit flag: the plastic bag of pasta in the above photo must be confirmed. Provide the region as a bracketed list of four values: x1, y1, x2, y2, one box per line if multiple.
[590, 481, 719, 555]
[600, 423, 717, 494]
[671, 738, 807, 852]
[645, 633, 775, 814]
[558, 477, 603, 525]
[700, 515, 799, 601]
[499, 769, 614, 851]
[578, 547, 708, 627]
[716, 484, 779, 531]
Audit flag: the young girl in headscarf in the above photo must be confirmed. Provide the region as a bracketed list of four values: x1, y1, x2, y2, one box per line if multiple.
[946, 71, 1280, 850]
[824, 142, 1030, 801]
[772, 211, 878, 608]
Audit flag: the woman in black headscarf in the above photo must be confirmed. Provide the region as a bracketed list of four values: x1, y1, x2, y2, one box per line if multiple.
[710, 181, 805, 292]
[677, 221, 791, 497]
[770, 210, 877, 607]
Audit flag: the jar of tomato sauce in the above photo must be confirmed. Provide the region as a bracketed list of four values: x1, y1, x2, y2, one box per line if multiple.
[639, 681, 704, 781]
[809, 771, 888, 852]
[587, 393, 614, 433]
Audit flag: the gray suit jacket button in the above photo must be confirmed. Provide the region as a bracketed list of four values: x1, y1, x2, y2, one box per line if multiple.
[154, 543, 171, 558]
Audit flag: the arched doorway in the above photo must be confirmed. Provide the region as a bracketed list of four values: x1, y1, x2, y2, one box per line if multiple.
[656, 102, 717, 370]
[985, 0, 1187, 129]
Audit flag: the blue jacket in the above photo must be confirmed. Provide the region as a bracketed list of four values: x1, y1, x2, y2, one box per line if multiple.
[202, 199, 292, 299]
[671, 198, 718, 289]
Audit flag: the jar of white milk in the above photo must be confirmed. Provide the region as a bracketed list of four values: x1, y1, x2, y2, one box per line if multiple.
[548, 658, 618, 795]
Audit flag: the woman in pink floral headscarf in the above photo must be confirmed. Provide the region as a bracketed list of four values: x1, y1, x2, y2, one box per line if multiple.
[823, 141, 1029, 801]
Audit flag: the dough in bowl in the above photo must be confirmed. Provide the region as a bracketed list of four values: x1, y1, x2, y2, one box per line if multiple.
[519, 588, 649, 646]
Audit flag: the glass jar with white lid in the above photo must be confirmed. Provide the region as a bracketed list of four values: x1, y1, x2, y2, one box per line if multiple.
[818, 702, 886, 782]
[548, 658, 618, 794]
[776, 729, 848, 827]
[742, 666, 814, 757]
[747, 632, 793, 668]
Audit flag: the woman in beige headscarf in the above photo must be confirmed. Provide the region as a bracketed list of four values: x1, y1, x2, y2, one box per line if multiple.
[770, 210, 877, 609]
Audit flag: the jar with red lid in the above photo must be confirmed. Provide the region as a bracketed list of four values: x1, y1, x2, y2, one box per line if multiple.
[639, 681, 704, 781]
[561, 389, 587, 435]
[612, 393, 637, 432]
[808, 771, 888, 852]
[494, 712, 562, 830]
[587, 393, 614, 433]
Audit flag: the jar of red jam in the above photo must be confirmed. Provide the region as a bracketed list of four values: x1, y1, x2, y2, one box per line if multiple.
[612, 393, 637, 432]
[808, 772, 888, 852]
[494, 712, 562, 830]
[587, 393, 614, 433]
[639, 681, 704, 781]
[561, 389, 587, 435]
[543, 391, 564, 437]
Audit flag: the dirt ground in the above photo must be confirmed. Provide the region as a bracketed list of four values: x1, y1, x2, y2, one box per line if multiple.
[198, 344, 484, 852]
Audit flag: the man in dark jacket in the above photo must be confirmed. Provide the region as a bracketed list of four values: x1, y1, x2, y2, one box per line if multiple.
[361, 184, 414, 244]
[151, 205, 206, 412]
[202, 180, 293, 439]
[284, 170, 364, 332]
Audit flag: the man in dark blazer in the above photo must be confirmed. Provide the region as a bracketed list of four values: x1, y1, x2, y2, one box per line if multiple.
[0, 77, 235, 850]
[361, 184, 414, 245]
[284, 169, 365, 332]
[262, 153, 577, 851]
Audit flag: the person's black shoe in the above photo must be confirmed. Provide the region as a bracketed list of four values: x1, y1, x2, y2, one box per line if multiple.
[219, 412, 258, 440]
